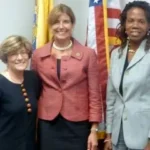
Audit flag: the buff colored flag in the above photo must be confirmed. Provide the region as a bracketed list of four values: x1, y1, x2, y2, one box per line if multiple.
[32, 0, 54, 49]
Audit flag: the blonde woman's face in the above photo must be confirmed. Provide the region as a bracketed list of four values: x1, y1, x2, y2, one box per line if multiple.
[7, 48, 29, 72]
[51, 13, 74, 41]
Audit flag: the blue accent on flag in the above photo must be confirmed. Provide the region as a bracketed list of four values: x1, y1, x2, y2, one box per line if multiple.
[32, 38, 36, 50]
[89, 0, 102, 7]
[33, 14, 36, 24]
[32, 12, 37, 50]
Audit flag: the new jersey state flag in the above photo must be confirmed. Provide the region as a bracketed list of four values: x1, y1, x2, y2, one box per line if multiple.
[32, 0, 54, 49]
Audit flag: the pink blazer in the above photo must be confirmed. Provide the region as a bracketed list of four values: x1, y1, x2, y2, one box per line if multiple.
[32, 39, 102, 122]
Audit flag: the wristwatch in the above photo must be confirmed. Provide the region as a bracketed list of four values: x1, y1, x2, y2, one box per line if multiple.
[90, 128, 99, 132]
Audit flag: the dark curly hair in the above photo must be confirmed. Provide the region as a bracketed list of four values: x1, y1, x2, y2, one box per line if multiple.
[116, 1, 150, 52]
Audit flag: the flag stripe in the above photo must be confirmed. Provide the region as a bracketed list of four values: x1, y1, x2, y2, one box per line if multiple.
[108, 28, 117, 37]
[95, 6, 108, 82]
[107, 2, 121, 47]
[87, 7, 97, 52]
[107, 0, 121, 9]
[95, 6, 106, 125]
[108, 18, 120, 29]
[108, 8, 121, 18]
[94, 3, 108, 139]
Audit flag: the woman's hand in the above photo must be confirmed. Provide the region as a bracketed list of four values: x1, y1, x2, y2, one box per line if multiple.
[104, 134, 112, 150]
[87, 132, 98, 150]
[104, 139, 112, 150]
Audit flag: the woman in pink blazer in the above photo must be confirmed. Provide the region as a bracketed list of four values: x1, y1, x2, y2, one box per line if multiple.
[32, 4, 102, 150]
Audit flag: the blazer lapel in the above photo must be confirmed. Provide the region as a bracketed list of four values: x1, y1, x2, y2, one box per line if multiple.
[118, 44, 128, 75]
[112, 45, 128, 99]
[127, 40, 147, 70]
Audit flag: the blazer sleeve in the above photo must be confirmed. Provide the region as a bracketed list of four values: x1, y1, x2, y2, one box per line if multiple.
[106, 50, 117, 133]
[88, 49, 102, 123]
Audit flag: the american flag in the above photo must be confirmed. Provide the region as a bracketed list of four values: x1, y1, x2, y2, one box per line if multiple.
[87, 0, 109, 140]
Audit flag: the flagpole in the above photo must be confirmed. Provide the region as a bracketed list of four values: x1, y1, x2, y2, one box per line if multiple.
[103, 0, 110, 70]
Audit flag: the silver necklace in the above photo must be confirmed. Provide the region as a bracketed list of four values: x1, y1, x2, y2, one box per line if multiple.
[52, 40, 73, 51]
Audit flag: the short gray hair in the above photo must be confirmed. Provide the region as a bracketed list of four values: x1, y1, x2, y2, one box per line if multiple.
[0, 35, 32, 63]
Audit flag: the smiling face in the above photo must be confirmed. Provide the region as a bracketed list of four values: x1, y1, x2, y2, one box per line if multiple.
[125, 7, 150, 43]
[7, 48, 29, 72]
[51, 13, 74, 41]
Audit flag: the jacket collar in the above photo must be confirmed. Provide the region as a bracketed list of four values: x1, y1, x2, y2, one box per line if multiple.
[118, 39, 148, 72]
[37, 42, 52, 57]
[127, 39, 147, 70]
[38, 38, 84, 60]
[71, 39, 83, 60]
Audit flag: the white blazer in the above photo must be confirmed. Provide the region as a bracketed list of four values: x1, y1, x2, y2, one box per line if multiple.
[106, 39, 150, 149]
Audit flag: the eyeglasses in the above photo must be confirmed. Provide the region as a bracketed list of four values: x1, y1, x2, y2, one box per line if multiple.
[9, 51, 29, 58]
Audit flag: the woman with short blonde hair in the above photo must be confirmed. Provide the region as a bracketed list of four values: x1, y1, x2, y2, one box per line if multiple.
[0, 35, 41, 150]
[0, 35, 32, 63]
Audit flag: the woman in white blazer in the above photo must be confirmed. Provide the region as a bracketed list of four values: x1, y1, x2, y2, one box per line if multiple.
[105, 1, 150, 150]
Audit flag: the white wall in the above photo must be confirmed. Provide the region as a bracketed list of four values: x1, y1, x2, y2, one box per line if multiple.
[0, 0, 89, 72]
[0, 0, 148, 71]
[0, 0, 35, 71]
[0, 0, 35, 42]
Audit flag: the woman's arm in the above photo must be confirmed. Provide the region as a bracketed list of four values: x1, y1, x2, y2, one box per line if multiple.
[87, 49, 102, 123]
[87, 49, 102, 150]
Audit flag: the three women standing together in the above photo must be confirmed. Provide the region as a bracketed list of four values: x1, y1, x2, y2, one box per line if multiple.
[1, 1, 150, 150]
